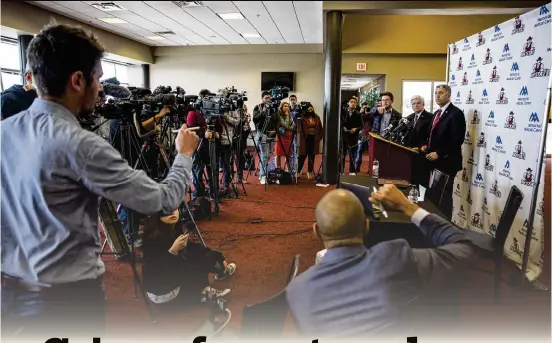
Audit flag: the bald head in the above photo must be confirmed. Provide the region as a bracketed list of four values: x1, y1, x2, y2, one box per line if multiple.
[315, 189, 366, 246]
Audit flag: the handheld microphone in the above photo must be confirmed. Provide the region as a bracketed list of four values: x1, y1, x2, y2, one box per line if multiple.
[392, 118, 410, 133]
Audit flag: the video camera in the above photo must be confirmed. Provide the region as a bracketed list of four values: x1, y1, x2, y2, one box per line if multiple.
[266, 86, 290, 111]
[200, 86, 248, 118]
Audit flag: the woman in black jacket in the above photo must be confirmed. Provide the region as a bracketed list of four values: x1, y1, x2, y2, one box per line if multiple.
[142, 210, 236, 305]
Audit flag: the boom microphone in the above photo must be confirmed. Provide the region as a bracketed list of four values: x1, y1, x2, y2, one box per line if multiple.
[102, 83, 131, 99]
[152, 93, 176, 105]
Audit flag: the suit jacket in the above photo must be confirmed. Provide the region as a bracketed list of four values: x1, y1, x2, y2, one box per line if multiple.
[286, 213, 473, 338]
[340, 109, 362, 146]
[404, 110, 433, 148]
[427, 103, 466, 174]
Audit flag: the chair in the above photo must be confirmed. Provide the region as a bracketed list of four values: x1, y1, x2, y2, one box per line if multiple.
[463, 186, 524, 301]
[241, 254, 301, 337]
[425, 169, 450, 207]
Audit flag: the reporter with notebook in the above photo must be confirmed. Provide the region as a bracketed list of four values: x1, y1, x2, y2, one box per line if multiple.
[286, 185, 474, 338]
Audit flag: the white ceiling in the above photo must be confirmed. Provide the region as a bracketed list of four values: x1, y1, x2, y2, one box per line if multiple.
[341, 74, 380, 90]
[27, 1, 323, 47]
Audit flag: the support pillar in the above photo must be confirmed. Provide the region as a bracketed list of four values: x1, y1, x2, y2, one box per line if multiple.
[141, 64, 150, 89]
[18, 34, 33, 84]
[322, 11, 344, 185]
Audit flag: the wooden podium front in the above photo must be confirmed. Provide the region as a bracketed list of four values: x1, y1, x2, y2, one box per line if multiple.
[368, 133, 420, 182]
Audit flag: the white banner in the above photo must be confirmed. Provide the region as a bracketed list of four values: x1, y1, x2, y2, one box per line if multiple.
[449, 4, 551, 281]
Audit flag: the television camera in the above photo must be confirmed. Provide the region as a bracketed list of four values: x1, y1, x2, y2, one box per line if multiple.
[200, 86, 248, 118]
[266, 86, 290, 111]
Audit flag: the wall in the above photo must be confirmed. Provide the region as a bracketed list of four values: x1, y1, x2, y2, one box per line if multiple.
[151, 45, 324, 117]
[127, 65, 144, 88]
[1, 1, 153, 64]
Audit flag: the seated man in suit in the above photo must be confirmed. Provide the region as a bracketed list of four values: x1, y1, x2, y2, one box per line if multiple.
[421, 84, 466, 219]
[286, 185, 474, 338]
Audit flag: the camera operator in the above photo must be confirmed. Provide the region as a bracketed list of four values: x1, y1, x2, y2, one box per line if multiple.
[1, 64, 38, 120]
[187, 89, 223, 198]
[253, 91, 278, 185]
[0, 24, 199, 339]
[220, 105, 247, 189]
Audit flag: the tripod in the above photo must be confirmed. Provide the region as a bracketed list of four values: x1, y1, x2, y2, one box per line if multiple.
[246, 112, 274, 190]
[192, 124, 221, 215]
[220, 111, 248, 198]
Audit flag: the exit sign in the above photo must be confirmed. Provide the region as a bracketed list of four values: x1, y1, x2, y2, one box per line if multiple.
[356, 63, 366, 71]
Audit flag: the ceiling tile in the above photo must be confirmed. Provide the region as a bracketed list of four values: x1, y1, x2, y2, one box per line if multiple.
[263, 1, 304, 43]
[53, 1, 112, 18]
[244, 37, 267, 44]
[109, 12, 166, 33]
[183, 6, 248, 44]
[233, 1, 284, 44]
[202, 1, 238, 14]
[293, 1, 323, 43]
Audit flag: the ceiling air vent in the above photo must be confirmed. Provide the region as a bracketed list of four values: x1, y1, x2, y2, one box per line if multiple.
[90, 2, 125, 11]
[155, 31, 176, 36]
[172, 1, 204, 8]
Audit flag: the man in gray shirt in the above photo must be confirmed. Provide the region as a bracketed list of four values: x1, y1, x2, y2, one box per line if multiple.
[1, 24, 198, 340]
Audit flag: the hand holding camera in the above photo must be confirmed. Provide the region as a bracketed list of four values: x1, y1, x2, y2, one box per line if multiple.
[175, 124, 199, 157]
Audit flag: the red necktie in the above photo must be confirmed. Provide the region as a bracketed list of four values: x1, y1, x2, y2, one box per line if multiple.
[428, 109, 442, 149]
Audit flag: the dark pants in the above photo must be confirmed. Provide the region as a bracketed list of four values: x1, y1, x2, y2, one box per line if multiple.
[341, 142, 356, 174]
[298, 135, 316, 173]
[233, 135, 247, 181]
[355, 139, 369, 172]
[1, 277, 106, 341]
[219, 144, 233, 188]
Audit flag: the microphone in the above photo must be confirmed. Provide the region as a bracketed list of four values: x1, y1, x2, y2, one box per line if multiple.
[102, 83, 131, 99]
[392, 118, 410, 133]
[380, 123, 394, 138]
[152, 93, 176, 106]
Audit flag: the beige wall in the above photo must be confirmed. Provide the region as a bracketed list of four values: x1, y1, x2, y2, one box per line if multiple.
[151, 45, 324, 117]
[127, 65, 144, 88]
[1, 1, 153, 64]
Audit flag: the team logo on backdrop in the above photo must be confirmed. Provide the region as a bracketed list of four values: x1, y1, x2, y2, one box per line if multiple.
[468, 53, 477, 69]
[479, 89, 489, 105]
[466, 188, 473, 205]
[500, 43, 512, 62]
[496, 88, 508, 104]
[491, 25, 504, 42]
[470, 213, 483, 229]
[483, 48, 493, 64]
[457, 205, 468, 226]
[476, 32, 486, 46]
[461, 72, 469, 85]
[467, 150, 476, 166]
[507, 62, 521, 81]
[464, 132, 473, 145]
[531, 57, 550, 78]
[452, 43, 459, 54]
[488, 223, 497, 236]
[537, 201, 544, 216]
[471, 110, 480, 124]
[512, 16, 525, 34]
[472, 172, 485, 188]
[461, 167, 469, 182]
[499, 160, 514, 181]
[454, 91, 462, 105]
[482, 197, 491, 216]
[519, 219, 539, 243]
[521, 37, 535, 57]
[454, 183, 462, 197]
[535, 5, 551, 29]
[489, 66, 500, 82]
[512, 140, 526, 160]
[485, 111, 497, 128]
[525, 112, 542, 133]
[462, 37, 471, 51]
[466, 90, 475, 104]
[484, 154, 494, 171]
[472, 69, 483, 85]
[510, 238, 523, 257]
[493, 135, 507, 154]
[521, 168, 536, 187]
[450, 74, 458, 87]
[490, 180, 502, 197]
[517, 86, 531, 105]
[457, 57, 464, 70]
[477, 132, 486, 148]
[504, 111, 516, 129]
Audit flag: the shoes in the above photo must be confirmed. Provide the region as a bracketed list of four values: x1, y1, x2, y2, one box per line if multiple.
[215, 263, 237, 281]
[260, 176, 267, 185]
[307, 172, 313, 180]
[350, 172, 357, 176]
[201, 286, 231, 303]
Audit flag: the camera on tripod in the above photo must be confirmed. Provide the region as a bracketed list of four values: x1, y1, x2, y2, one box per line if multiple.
[200, 87, 247, 118]
[265, 86, 290, 111]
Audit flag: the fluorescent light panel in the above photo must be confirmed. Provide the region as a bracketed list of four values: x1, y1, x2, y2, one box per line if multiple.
[242, 33, 261, 38]
[219, 12, 244, 20]
[97, 17, 128, 24]
[146, 36, 167, 41]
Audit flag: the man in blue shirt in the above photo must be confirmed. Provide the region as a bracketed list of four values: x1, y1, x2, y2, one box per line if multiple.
[1, 24, 198, 340]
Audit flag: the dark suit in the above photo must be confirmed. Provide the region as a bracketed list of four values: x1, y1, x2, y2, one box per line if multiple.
[340, 109, 362, 173]
[286, 212, 473, 338]
[404, 110, 433, 148]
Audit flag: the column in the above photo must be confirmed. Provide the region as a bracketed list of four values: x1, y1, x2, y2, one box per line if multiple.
[322, 11, 344, 185]
[18, 34, 33, 84]
[141, 64, 150, 89]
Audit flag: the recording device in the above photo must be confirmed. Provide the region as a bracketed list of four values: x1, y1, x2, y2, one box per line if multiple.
[296, 101, 313, 119]
[380, 123, 394, 139]
[265, 86, 290, 111]
[200, 86, 248, 117]
[392, 118, 410, 133]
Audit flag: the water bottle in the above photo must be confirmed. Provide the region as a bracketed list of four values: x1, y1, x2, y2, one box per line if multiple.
[372, 160, 379, 178]
[408, 185, 419, 204]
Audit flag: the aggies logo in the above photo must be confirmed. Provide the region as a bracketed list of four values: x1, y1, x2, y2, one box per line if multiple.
[471, 110, 480, 124]
[454, 183, 462, 197]
[464, 132, 473, 145]
[531, 57, 550, 78]
[461, 72, 469, 85]
[466, 188, 473, 205]
[489, 179, 502, 197]
[484, 154, 494, 171]
[482, 197, 491, 216]
[504, 111, 516, 129]
[482, 48, 493, 64]
[512, 140, 526, 160]
[452, 43, 459, 54]
[496, 88, 508, 104]
[457, 57, 464, 70]
[466, 90, 475, 104]
[476, 32, 486, 46]
[476, 132, 486, 148]
[510, 238, 523, 257]
[521, 37, 535, 57]
[489, 66, 500, 82]
[512, 16, 525, 34]
[488, 223, 497, 237]
[461, 167, 469, 182]
[467, 150, 476, 166]
[521, 168, 536, 187]
[470, 213, 483, 230]
[537, 201, 544, 216]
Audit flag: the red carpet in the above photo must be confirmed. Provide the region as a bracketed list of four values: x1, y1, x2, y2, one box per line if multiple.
[100, 155, 550, 340]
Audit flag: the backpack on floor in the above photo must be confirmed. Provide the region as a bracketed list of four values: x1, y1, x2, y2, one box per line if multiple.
[182, 196, 211, 221]
[268, 168, 293, 185]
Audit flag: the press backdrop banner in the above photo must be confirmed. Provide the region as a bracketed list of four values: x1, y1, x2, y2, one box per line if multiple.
[448, 4, 551, 281]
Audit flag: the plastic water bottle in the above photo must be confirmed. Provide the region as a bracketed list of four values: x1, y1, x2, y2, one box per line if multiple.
[372, 160, 379, 178]
[408, 185, 419, 204]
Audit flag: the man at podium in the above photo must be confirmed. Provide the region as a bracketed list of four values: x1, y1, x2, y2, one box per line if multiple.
[404, 95, 433, 149]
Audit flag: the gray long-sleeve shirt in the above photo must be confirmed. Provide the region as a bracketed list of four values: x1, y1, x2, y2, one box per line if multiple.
[1, 99, 192, 286]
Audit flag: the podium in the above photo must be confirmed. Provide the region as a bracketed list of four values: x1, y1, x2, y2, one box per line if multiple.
[368, 132, 420, 182]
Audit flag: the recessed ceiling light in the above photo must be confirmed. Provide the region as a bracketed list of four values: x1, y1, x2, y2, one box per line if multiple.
[242, 33, 261, 38]
[146, 36, 167, 41]
[219, 13, 244, 20]
[97, 17, 128, 24]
